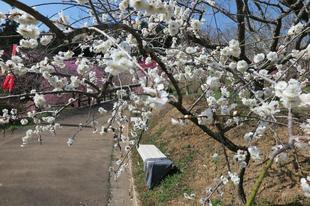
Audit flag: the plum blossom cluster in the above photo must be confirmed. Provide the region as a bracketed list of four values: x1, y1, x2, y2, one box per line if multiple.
[0, 108, 17, 124]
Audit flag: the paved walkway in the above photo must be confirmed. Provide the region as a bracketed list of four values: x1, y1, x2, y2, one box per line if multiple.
[0, 110, 114, 206]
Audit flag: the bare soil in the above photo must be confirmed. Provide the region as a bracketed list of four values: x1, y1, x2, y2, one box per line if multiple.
[134, 104, 310, 206]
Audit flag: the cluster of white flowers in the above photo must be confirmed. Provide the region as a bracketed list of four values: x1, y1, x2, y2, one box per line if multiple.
[40, 35, 54, 46]
[22, 129, 34, 145]
[43, 72, 68, 91]
[92, 39, 113, 53]
[76, 58, 92, 76]
[300, 119, 310, 135]
[0, 109, 20, 124]
[33, 93, 46, 108]
[127, 0, 177, 17]
[67, 76, 81, 89]
[236, 60, 248, 72]
[67, 137, 75, 146]
[190, 19, 201, 34]
[266, 51, 278, 62]
[291, 44, 310, 60]
[17, 24, 40, 39]
[198, 108, 214, 125]
[300, 176, 310, 197]
[105, 50, 133, 75]
[253, 53, 265, 63]
[248, 146, 261, 160]
[20, 118, 29, 125]
[75, 0, 88, 4]
[19, 39, 38, 49]
[228, 171, 240, 185]
[42, 116, 55, 124]
[275, 79, 309, 108]
[288, 22, 304, 36]
[251, 101, 280, 117]
[143, 84, 169, 108]
[234, 150, 248, 168]
[171, 118, 185, 126]
[220, 39, 241, 58]
[270, 145, 288, 164]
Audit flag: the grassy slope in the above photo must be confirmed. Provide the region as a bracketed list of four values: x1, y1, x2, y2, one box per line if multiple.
[132, 105, 309, 206]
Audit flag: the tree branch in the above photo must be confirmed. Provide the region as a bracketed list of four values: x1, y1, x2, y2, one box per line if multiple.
[1, 0, 65, 39]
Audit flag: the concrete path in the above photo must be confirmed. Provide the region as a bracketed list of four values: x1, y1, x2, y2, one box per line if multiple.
[0, 110, 114, 206]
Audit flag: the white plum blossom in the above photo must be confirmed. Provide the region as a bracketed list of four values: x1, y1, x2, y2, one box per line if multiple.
[42, 116, 55, 124]
[220, 40, 241, 58]
[248, 146, 261, 160]
[266, 52, 278, 62]
[198, 108, 213, 125]
[300, 177, 310, 197]
[300, 119, 310, 135]
[67, 137, 75, 146]
[22, 129, 34, 145]
[144, 87, 169, 108]
[77, 58, 91, 76]
[236, 60, 248, 72]
[228, 172, 240, 185]
[0, 0, 308, 202]
[171, 118, 185, 125]
[76, 0, 88, 4]
[228, 39, 241, 57]
[299, 93, 310, 107]
[191, 19, 201, 32]
[251, 101, 280, 117]
[105, 50, 133, 75]
[119, 0, 129, 11]
[288, 22, 304, 36]
[20, 119, 29, 125]
[220, 175, 229, 185]
[168, 20, 180, 36]
[244, 132, 254, 142]
[229, 62, 237, 69]
[19, 39, 38, 49]
[17, 24, 40, 39]
[206, 76, 220, 89]
[40, 35, 53, 46]
[68, 76, 81, 89]
[275, 79, 302, 107]
[253, 53, 265, 63]
[129, 0, 147, 10]
[271, 145, 288, 164]
[16, 11, 37, 25]
[211, 153, 219, 162]
[93, 39, 113, 53]
[33, 94, 46, 108]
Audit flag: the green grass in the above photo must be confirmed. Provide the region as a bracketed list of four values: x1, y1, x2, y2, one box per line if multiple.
[0, 121, 24, 133]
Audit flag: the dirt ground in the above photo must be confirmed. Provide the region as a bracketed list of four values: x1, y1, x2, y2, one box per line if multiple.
[135, 104, 309, 206]
[0, 109, 114, 206]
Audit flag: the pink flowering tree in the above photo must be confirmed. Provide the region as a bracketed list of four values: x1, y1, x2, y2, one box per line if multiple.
[0, 0, 309, 205]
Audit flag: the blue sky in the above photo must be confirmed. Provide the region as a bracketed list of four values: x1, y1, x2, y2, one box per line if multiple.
[0, 0, 90, 31]
[0, 0, 239, 32]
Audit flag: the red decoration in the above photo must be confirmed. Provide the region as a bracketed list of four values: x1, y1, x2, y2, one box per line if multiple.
[11, 44, 17, 56]
[138, 59, 157, 70]
[2, 74, 15, 93]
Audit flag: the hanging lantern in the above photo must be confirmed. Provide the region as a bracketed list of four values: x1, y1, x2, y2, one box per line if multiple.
[2, 73, 15, 93]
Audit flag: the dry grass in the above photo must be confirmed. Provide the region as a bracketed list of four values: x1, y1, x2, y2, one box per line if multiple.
[132, 104, 310, 206]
